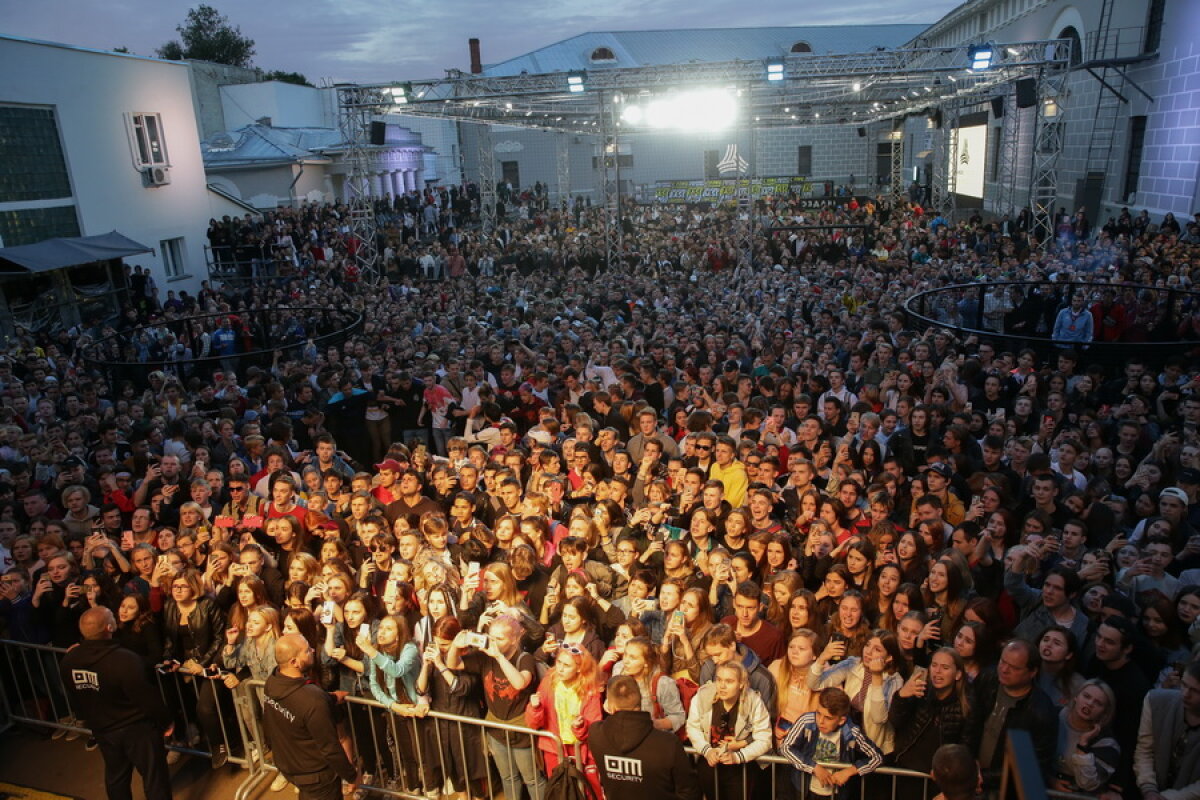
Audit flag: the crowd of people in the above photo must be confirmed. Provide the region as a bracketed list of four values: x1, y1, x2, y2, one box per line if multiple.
[2, 187, 1200, 800]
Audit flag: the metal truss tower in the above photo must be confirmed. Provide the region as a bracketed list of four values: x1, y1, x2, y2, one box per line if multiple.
[556, 133, 571, 209]
[994, 86, 1025, 217]
[476, 124, 496, 235]
[335, 85, 382, 284]
[597, 91, 622, 271]
[889, 124, 904, 205]
[1030, 69, 1069, 244]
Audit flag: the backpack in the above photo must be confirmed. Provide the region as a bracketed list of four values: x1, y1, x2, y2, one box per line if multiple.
[545, 757, 601, 800]
[652, 673, 699, 741]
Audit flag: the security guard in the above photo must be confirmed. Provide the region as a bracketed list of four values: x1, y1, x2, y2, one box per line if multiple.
[589, 675, 702, 800]
[60, 606, 173, 800]
[263, 634, 357, 800]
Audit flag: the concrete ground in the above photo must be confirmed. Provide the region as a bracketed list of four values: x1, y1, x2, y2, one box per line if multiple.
[0, 726, 290, 800]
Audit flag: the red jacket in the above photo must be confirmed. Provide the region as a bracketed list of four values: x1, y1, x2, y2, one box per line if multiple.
[524, 673, 603, 765]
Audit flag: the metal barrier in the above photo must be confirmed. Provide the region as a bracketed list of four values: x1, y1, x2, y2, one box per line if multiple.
[1, 640, 938, 800]
[0, 638, 253, 768]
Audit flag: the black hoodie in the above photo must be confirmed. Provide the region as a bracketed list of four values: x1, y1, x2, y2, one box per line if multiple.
[262, 669, 356, 783]
[59, 638, 171, 736]
[588, 709, 702, 800]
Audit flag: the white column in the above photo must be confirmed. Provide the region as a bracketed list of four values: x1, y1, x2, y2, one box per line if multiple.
[391, 171, 405, 196]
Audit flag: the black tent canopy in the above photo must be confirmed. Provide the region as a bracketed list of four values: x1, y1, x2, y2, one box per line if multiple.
[0, 231, 152, 273]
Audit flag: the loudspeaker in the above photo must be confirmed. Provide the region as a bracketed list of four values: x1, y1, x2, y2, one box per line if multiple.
[991, 97, 1005, 118]
[1015, 78, 1037, 108]
[369, 121, 387, 145]
[857, 127, 866, 137]
[931, 110, 943, 129]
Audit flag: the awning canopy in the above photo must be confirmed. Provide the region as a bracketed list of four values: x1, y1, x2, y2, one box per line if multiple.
[0, 231, 153, 274]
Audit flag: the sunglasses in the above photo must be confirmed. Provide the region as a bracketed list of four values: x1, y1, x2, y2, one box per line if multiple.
[559, 644, 584, 656]
[694, 445, 712, 451]
[228, 486, 247, 492]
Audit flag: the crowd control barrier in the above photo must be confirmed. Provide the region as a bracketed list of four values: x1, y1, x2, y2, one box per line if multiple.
[2, 639, 959, 800]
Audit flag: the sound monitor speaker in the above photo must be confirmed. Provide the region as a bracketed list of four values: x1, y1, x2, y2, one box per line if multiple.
[1015, 78, 1037, 108]
[370, 121, 387, 145]
[991, 97, 1005, 118]
[857, 127, 866, 137]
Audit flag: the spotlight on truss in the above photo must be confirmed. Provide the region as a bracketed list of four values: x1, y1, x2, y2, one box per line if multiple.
[968, 44, 994, 70]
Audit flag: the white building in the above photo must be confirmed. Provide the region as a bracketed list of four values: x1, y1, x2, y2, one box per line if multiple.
[201, 80, 459, 208]
[0, 34, 253, 305]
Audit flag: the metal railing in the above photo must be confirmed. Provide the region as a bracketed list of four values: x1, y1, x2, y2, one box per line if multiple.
[0, 638, 253, 769]
[903, 279, 1200, 369]
[2, 638, 942, 800]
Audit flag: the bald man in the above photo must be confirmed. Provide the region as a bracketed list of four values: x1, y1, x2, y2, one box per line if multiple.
[60, 606, 173, 800]
[263, 633, 357, 800]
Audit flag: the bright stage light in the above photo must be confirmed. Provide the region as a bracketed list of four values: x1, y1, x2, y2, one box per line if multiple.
[567, 71, 587, 93]
[969, 44, 994, 70]
[619, 89, 737, 131]
[766, 60, 785, 82]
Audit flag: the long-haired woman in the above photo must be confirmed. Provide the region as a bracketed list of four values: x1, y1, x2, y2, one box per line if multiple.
[526, 643, 604, 795]
[661, 586, 715, 681]
[616, 636, 686, 734]
[768, 629, 821, 745]
[888, 646, 973, 800]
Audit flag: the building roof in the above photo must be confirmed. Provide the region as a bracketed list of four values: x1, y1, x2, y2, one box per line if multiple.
[202, 123, 429, 169]
[484, 25, 931, 76]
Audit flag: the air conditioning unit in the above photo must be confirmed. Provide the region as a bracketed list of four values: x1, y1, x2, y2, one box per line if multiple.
[143, 166, 171, 187]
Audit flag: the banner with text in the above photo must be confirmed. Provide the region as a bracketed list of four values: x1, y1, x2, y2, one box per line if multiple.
[650, 177, 813, 204]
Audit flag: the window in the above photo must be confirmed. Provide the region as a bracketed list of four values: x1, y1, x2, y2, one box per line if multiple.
[1057, 26, 1082, 67]
[589, 47, 616, 63]
[0, 106, 72, 203]
[160, 237, 186, 279]
[0, 206, 80, 247]
[797, 145, 813, 176]
[790, 41, 812, 53]
[130, 113, 168, 168]
[1144, 0, 1165, 53]
[1122, 116, 1148, 201]
[501, 161, 520, 188]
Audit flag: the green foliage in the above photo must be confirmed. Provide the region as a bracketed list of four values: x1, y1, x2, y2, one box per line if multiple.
[263, 70, 312, 87]
[156, 4, 255, 67]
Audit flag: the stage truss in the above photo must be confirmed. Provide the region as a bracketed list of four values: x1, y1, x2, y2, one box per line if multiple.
[338, 39, 1071, 269]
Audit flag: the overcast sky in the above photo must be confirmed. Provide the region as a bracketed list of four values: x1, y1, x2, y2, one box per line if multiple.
[4, 0, 963, 82]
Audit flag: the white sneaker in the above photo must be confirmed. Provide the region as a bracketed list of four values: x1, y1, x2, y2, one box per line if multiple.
[269, 773, 290, 792]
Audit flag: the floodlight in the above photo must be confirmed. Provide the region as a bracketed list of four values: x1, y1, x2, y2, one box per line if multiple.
[969, 44, 994, 70]
[766, 60, 785, 82]
[388, 85, 409, 105]
[852, 82, 861, 92]
[634, 88, 737, 131]
[567, 71, 587, 93]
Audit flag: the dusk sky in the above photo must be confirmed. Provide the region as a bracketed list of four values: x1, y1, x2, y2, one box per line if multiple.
[4, 0, 962, 83]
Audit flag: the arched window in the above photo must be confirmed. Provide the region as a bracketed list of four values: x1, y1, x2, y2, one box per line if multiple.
[790, 41, 812, 54]
[590, 47, 616, 63]
[1057, 26, 1082, 66]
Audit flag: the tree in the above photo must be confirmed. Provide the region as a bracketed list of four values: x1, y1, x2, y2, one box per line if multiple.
[156, 4, 255, 67]
[263, 70, 312, 87]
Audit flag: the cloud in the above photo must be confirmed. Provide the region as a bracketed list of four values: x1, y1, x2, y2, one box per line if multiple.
[3, 0, 964, 82]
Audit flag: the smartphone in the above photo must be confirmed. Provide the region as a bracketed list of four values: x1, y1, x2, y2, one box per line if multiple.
[994, 408, 1005, 421]
[671, 610, 685, 627]
[828, 632, 848, 663]
[319, 601, 336, 625]
[464, 631, 489, 650]
[466, 562, 481, 585]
